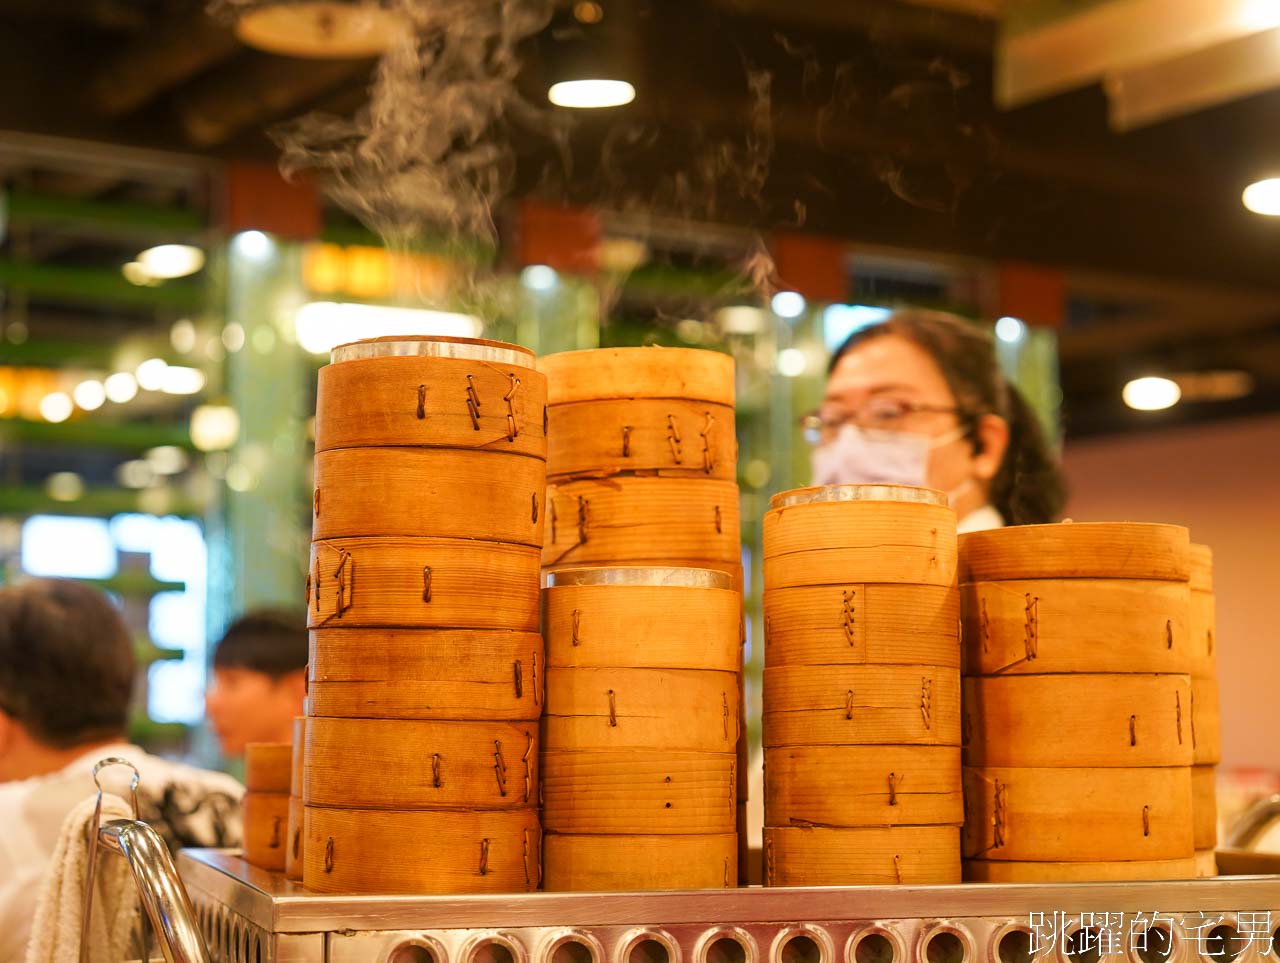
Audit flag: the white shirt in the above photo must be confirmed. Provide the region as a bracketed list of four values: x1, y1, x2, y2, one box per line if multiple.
[0, 743, 243, 962]
[957, 504, 1005, 534]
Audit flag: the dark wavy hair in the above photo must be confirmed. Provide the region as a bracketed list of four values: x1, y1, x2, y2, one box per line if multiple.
[829, 309, 1067, 525]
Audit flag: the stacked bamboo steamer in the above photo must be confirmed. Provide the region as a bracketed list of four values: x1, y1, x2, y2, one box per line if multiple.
[242, 742, 292, 871]
[305, 336, 546, 894]
[284, 716, 305, 881]
[541, 567, 741, 890]
[959, 522, 1196, 883]
[1189, 543, 1221, 877]
[762, 484, 963, 886]
[539, 346, 747, 882]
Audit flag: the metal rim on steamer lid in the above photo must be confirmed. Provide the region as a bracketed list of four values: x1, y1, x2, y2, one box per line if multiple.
[545, 566, 735, 590]
[329, 335, 536, 368]
[770, 483, 948, 510]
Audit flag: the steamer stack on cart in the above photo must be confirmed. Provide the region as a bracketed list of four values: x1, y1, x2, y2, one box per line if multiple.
[242, 742, 292, 872]
[538, 347, 746, 887]
[284, 716, 306, 881]
[1189, 543, 1221, 877]
[958, 522, 1196, 882]
[761, 484, 963, 886]
[305, 336, 547, 894]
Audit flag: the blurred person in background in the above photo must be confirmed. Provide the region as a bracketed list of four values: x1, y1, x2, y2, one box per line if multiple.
[0, 578, 242, 961]
[205, 610, 307, 757]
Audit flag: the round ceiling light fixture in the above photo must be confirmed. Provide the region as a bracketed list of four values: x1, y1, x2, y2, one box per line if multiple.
[136, 244, 205, 279]
[548, 78, 635, 109]
[234, 2, 409, 59]
[1122, 376, 1182, 411]
[1242, 177, 1280, 216]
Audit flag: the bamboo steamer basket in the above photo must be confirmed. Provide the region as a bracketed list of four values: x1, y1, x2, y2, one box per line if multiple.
[762, 664, 960, 748]
[306, 536, 540, 631]
[1193, 764, 1218, 850]
[543, 477, 740, 568]
[242, 790, 289, 871]
[290, 717, 305, 796]
[957, 522, 1191, 583]
[547, 399, 737, 481]
[542, 750, 736, 834]
[964, 858, 1197, 883]
[543, 567, 739, 671]
[308, 629, 543, 721]
[961, 766, 1193, 862]
[1195, 850, 1217, 878]
[285, 795, 304, 881]
[764, 486, 957, 589]
[765, 746, 962, 828]
[960, 579, 1191, 676]
[314, 337, 547, 458]
[543, 667, 740, 752]
[305, 717, 538, 810]
[313, 447, 545, 547]
[539, 346, 735, 407]
[303, 805, 540, 894]
[763, 825, 960, 886]
[1192, 675, 1222, 765]
[765, 583, 959, 668]
[962, 675, 1193, 768]
[1189, 544, 1216, 678]
[543, 833, 737, 892]
[244, 742, 293, 794]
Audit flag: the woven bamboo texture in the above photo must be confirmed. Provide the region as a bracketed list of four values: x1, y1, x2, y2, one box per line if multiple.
[763, 665, 960, 748]
[308, 629, 543, 720]
[285, 795, 304, 882]
[543, 477, 740, 568]
[763, 826, 961, 886]
[962, 675, 1194, 767]
[963, 858, 1197, 883]
[542, 833, 737, 891]
[541, 750, 736, 834]
[961, 766, 1193, 861]
[957, 522, 1190, 583]
[764, 583, 959, 668]
[543, 667, 740, 752]
[303, 805, 540, 894]
[315, 353, 547, 457]
[244, 742, 292, 794]
[1193, 676, 1222, 765]
[539, 347, 735, 406]
[543, 584, 739, 671]
[1193, 764, 1218, 850]
[306, 536, 540, 631]
[960, 579, 1191, 675]
[313, 447, 545, 546]
[242, 791, 289, 871]
[765, 746, 962, 828]
[304, 717, 538, 809]
[547, 399, 737, 481]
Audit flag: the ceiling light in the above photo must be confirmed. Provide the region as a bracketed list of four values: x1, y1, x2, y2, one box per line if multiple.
[222, 323, 247, 353]
[104, 372, 139, 404]
[121, 261, 161, 286]
[137, 244, 205, 280]
[146, 446, 190, 476]
[45, 472, 84, 502]
[160, 366, 207, 395]
[116, 460, 156, 490]
[1243, 177, 1280, 215]
[234, 2, 408, 59]
[294, 301, 483, 355]
[548, 79, 636, 109]
[171, 319, 198, 353]
[73, 380, 106, 411]
[190, 405, 241, 452]
[716, 305, 765, 334]
[771, 291, 807, 319]
[136, 359, 168, 392]
[995, 316, 1027, 344]
[1123, 376, 1182, 411]
[233, 230, 274, 261]
[777, 348, 808, 378]
[521, 264, 558, 291]
[39, 392, 74, 423]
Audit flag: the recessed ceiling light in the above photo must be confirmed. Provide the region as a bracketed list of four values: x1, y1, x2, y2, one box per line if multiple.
[137, 244, 205, 280]
[1123, 376, 1182, 411]
[1243, 177, 1280, 216]
[548, 79, 635, 109]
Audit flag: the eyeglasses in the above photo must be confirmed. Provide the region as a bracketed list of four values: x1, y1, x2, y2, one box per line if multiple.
[799, 398, 969, 446]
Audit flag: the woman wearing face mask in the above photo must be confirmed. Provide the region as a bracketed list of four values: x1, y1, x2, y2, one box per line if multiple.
[804, 308, 1066, 531]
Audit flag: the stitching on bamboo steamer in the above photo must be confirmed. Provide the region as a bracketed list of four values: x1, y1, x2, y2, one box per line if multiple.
[315, 355, 547, 456]
[960, 580, 1191, 675]
[538, 346, 735, 407]
[244, 742, 293, 793]
[963, 857, 1198, 883]
[242, 791, 290, 871]
[303, 805, 540, 894]
[762, 825, 960, 887]
[285, 795, 304, 881]
[542, 833, 738, 892]
[957, 522, 1191, 583]
[1192, 676, 1222, 765]
[1192, 764, 1218, 849]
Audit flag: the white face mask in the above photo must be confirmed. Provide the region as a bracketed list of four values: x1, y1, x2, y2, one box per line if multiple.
[811, 423, 968, 493]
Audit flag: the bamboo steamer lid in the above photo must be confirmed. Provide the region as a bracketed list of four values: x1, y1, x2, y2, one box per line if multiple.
[308, 629, 543, 721]
[542, 749, 736, 834]
[964, 675, 1193, 768]
[963, 858, 1196, 883]
[1193, 764, 1218, 850]
[543, 667, 740, 752]
[244, 742, 293, 794]
[765, 583, 959, 668]
[285, 795, 304, 881]
[762, 664, 960, 748]
[543, 833, 737, 891]
[242, 790, 289, 871]
[290, 717, 306, 796]
[765, 745, 962, 828]
[1195, 850, 1217, 878]
[763, 825, 960, 886]
[313, 447, 545, 547]
[958, 522, 1191, 583]
[961, 766, 1193, 862]
[539, 346, 735, 406]
[305, 717, 538, 810]
[303, 805, 540, 894]
[315, 337, 547, 457]
[543, 477, 740, 568]
[543, 567, 739, 672]
[961, 579, 1191, 676]
[306, 536, 540, 631]
[1192, 676, 1222, 765]
[764, 486, 957, 588]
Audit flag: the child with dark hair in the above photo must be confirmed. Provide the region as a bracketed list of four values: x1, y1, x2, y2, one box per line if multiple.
[205, 609, 307, 756]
